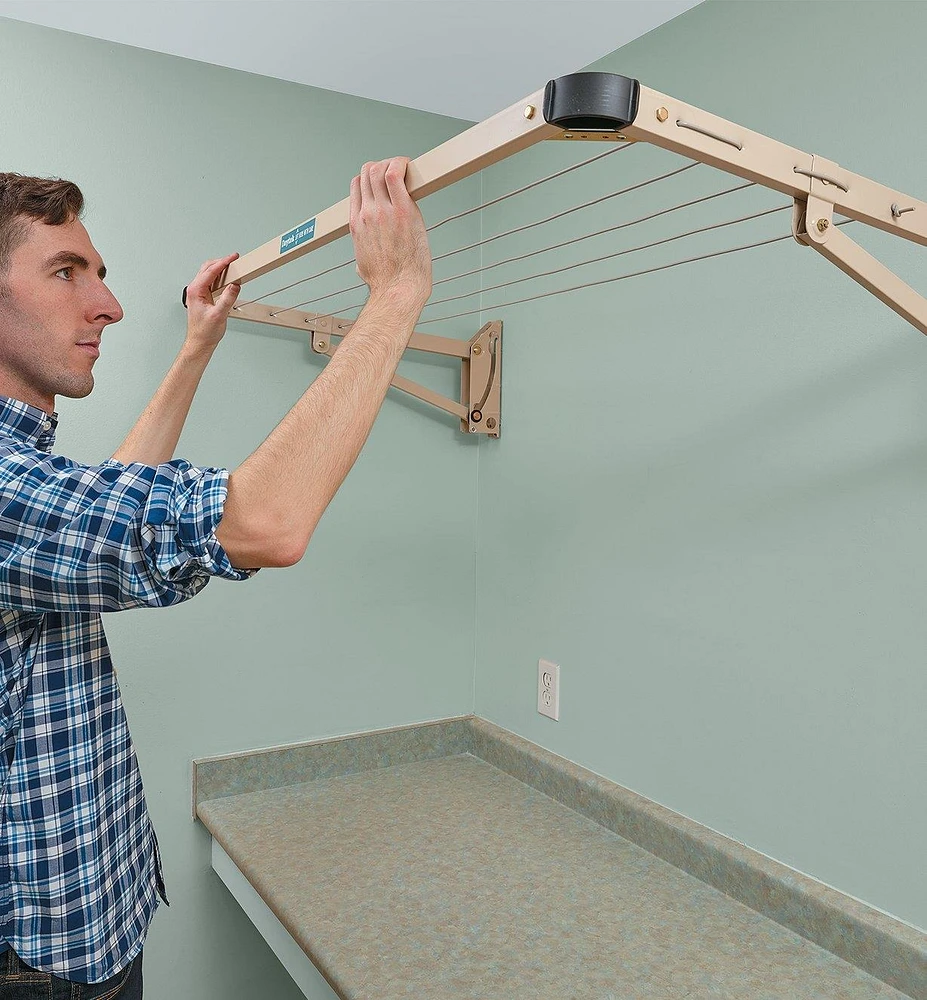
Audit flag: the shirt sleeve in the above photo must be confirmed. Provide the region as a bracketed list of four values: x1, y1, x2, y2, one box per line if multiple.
[0, 444, 259, 615]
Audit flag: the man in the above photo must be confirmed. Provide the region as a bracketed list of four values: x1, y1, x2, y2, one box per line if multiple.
[0, 158, 432, 997]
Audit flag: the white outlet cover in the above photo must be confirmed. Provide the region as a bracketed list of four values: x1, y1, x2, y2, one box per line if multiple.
[537, 659, 560, 721]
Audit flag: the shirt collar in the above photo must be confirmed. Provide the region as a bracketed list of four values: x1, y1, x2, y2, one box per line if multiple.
[0, 396, 59, 452]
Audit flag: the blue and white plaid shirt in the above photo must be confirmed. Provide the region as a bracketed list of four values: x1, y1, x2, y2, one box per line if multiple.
[0, 395, 257, 983]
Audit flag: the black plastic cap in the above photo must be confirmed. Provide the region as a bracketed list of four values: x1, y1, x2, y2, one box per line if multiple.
[182, 286, 188, 308]
[543, 72, 640, 132]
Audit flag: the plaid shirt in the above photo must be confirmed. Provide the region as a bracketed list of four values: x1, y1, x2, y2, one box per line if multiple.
[0, 395, 257, 983]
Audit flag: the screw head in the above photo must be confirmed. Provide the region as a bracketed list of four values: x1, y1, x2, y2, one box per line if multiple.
[318, 341, 327, 350]
[524, 105, 536, 120]
[815, 218, 830, 233]
[656, 107, 669, 122]
[472, 344, 483, 355]
[486, 418, 497, 430]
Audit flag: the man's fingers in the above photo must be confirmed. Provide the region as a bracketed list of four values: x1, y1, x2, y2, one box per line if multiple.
[360, 162, 374, 211]
[384, 157, 411, 206]
[195, 254, 229, 277]
[189, 254, 239, 296]
[202, 253, 238, 279]
[368, 159, 390, 205]
[349, 174, 361, 231]
[216, 282, 241, 313]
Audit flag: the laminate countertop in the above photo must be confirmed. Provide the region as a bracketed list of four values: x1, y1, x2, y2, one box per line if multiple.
[197, 751, 910, 1000]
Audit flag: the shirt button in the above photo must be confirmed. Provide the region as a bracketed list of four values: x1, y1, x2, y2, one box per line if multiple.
[42, 421, 51, 431]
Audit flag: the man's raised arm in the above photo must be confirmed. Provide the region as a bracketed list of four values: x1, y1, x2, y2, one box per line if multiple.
[215, 156, 433, 568]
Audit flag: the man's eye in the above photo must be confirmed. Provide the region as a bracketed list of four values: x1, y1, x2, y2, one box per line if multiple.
[55, 267, 72, 280]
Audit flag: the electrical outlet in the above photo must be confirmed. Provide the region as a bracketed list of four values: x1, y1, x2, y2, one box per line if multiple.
[537, 659, 560, 721]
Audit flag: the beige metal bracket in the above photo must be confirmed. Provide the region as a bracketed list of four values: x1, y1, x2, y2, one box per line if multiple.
[790, 156, 927, 335]
[231, 300, 501, 436]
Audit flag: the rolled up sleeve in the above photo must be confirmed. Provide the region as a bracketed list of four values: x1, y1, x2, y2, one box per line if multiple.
[0, 446, 258, 615]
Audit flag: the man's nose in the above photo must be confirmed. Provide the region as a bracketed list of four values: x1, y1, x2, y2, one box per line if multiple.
[90, 284, 124, 325]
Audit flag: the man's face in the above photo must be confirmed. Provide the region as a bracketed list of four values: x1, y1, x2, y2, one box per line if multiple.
[0, 216, 124, 413]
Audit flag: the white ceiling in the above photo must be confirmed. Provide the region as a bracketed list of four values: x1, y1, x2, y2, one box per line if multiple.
[0, 0, 701, 121]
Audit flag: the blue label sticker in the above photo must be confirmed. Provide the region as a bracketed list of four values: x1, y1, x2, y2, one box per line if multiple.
[280, 218, 316, 254]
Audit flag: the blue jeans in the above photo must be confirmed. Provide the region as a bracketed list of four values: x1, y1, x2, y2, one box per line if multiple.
[0, 948, 142, 999]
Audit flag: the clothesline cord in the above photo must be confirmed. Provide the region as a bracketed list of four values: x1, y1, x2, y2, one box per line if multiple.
[232, 143, 635, 311]
[266, 160, 702, 318]
[414, 219, 856, 326]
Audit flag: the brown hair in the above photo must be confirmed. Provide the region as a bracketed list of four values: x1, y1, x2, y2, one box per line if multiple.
[0, 173, 84, 279]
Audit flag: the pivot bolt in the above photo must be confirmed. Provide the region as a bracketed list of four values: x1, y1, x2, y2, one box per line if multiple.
[317, 341, 328, 351]
[816, 218, 830, 233]
[472, 344, 483, 356]
[524, 105, 536, 120]
[656, 107, 669, 122]
[486, 418, 497, 430]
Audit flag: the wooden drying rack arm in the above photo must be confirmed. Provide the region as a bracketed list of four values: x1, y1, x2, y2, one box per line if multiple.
[620, 83, 927, 334]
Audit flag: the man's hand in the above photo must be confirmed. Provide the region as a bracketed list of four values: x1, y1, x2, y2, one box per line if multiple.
[115, 252, 241, 465]
[350, 158, 432, 312]
[185, 253, 241, 350]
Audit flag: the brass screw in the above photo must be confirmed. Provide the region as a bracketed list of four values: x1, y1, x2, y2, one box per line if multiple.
[318, 341, 328, 350]
[524, 105, 536, 120]
[472, 344, 483, 356]
[486, 418, 497, 430]
[656, 107, 669, 122]
[816, 218, 830, 233]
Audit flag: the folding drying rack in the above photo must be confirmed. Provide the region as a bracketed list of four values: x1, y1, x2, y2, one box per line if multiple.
[191, 73, 926, 437]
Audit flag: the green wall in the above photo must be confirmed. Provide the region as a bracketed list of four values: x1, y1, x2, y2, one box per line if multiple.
[473, 0, 927, 931]
[0, 17, 480, 999]
[1, 3, 924, 996]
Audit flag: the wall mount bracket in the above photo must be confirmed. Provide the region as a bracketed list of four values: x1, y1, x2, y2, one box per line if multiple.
[229, 301, 502, 436]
